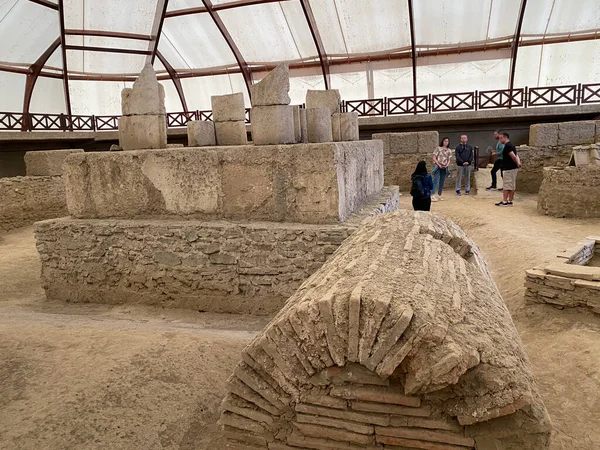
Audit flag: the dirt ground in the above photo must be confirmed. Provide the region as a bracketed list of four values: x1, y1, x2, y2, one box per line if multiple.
[1, 192, 599, 449]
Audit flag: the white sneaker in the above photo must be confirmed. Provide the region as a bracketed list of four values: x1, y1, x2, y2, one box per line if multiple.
[439, 196, 444, 201]
[431, 195, 438, 202]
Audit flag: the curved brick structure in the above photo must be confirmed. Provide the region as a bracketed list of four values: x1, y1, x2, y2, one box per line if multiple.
[538, 165, 600, 218]
[219, 210, 551, 450]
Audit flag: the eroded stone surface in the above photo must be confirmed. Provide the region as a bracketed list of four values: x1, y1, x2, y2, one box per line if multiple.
[250, 63, 291, 107]
[121, 64, 166, 116]
[212, 93, 246, 122]
[538, 165, 600, 218]
[215, 121, 248, 146]
[332, 112, 359, 142]
[307, 108, 333, 143]
[306, 90, 341, 115]
[187, 120, 216, 147]
[529, 123, 558, 147]
[250, 105, 296, 145]
[218, 210, 552, 449]
[118, 115, 167, 151]
[25, 149, 84, 176]
[558, 120, 596, 145]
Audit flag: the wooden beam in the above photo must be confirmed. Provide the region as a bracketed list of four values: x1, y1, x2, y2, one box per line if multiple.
[299, 0, 329, 90]
[65, 29, 153, 41]
[509, 0, 528, 101]
[22, 38, 61, 130]
[149, 0, 169, 65]
[28, 0, 58, 10]
[156, 50, 188, 112]
[407, 0, 418, 113]
[65, 45, 153, 55]
[202, 0, 253, 99]
[165, 0, 290, 18]
[57, 0, 72, 117]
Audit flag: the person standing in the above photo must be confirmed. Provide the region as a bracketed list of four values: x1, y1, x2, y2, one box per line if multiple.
[495, 131, 521, 206]
[410, 161, 433, 211]
[455, 134, 473, 195]
[486, 130, 504, 190]
[431, 137, 452, 201]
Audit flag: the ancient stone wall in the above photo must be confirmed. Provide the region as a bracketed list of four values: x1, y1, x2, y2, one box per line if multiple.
[0, 176, 67, 233]
[35, 187, 399, 315]
[516, 145, 578, 193]
[24, 149, 84, 176]
[63, 142, 383, 225]
[218, 210, 552, 449]
[537, 165, 600, 218]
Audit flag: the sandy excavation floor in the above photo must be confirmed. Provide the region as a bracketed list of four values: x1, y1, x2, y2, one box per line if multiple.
[1, 193, 599, 450]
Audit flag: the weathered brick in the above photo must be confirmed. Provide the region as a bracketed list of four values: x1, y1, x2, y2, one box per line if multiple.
[375, 425, 475, 447]
[351, 401, 431, 418]
[295, 403, 390, 426]
[295, 413, 374, 435]
[294, 423, 374, 445]
[330, 385, 420, 407]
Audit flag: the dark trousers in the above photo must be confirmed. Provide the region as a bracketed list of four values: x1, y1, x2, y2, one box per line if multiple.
[412, 196, 431, 211]
[491, 159, 503, 187]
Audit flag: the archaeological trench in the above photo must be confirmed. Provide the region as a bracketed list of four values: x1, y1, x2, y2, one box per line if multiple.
[17, 62, 600, 449]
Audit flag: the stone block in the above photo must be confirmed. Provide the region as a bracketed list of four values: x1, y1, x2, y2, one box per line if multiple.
[215, 121, 248, 146]
[250, 63, 290, 106]
[306, 89, 341, 115]
[596, 120, 600, 143]
[306, 108, 333, 143]
[299, 108, 308, 143]
[187, 120, 216, 146]
[250, 105, 295, 145]
[332, 112, 359, 142]
[558, 120, 596, 145]
[292, 106, 301, 143]
[118, 114, 167, 151]
[529, 123, 559, 147]
[373, 132, 419, 154]
[211, 92, 246, 122]
[418, 131, 440, 154]
[25, 149, 84, 176]
[121, 64, 166, 116]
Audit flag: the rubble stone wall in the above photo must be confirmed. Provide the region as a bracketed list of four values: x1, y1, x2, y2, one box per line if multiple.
[218, 210, 552, 449]
[516, 145, 577, 193]
[34, 187, 399, 315]
[0, 176, 66, 233]
[537, 165, 600, 218]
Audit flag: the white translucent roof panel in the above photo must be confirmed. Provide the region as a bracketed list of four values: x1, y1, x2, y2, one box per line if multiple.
[514, 41, 600, 88]
[330, 69, 368, 100]
[167, 0, 201, 11]
[67, 50, 147, 76]
[45, 45, 63, 72]
[161, 13, 238, 69]
[311, 0, 411, 56]
[0, 1, 59, 65]
[417, 53, 510, 94]
[30, 76, 66, 114]
[69, 80, 127, 115]
[414, 0, 518, 47]
[218, 2, 316, 63]
[64, 0, 159, 35]
[288, 70, 326, 105]
[0, 71, 25, 112]
[522, 0, 600, 38]
[182, 73, 249, 110]
[157, 37, 190, 71]
[64, 35, 150, 51]
[159, 80, 184, 112]
[373, 67, 413, 99]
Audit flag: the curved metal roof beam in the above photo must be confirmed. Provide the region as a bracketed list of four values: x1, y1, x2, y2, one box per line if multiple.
[299, 0, 330, 90]
[509, 0, 528, 97]
[156, 50, 188, 112]
[408, 0, 417, 111]
[57, 0, 72, 116]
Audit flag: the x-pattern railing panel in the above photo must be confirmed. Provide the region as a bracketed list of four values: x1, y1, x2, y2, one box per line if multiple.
[68, 115, 95, 131]
[95, 115, 119, 131]
[167, 111, 197, 127]
[30, 114, 62, 130]
[198, 110, 213, 121]
[528, 85, 577, 106]
[0, 112, 24, 130]
[431, 92, 474, 112]
[345, 99, 384, 116]
[479, 88, 524, 109]
[581, 83, 600, 104]
[387, 96, 428, 115]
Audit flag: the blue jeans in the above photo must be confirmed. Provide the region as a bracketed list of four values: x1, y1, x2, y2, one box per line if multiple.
[432, 165, 448, 196]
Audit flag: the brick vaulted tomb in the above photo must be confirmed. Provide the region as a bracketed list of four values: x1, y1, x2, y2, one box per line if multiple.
[218, 210, 552, 450]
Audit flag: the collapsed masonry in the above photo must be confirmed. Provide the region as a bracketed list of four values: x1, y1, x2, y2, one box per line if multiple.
[219, 210, 552, 449]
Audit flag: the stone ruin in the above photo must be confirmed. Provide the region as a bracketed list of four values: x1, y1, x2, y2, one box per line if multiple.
[219, 211, 553, 449]
[526, 236, 600, 314]
[218, 210, 552, 449]
[34, 64, 399, 314]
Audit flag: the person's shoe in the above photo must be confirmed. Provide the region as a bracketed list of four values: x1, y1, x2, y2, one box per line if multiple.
[507, 201, 513, 206]
[431, 195, 438, 202]
[495, 201, 509, 206]
[439, 196, 444, 201]
[497, 187, 503, 191]
[456, 190, 461, 196]
[465, 190, 470, 195]
[486, 186, 496, 191]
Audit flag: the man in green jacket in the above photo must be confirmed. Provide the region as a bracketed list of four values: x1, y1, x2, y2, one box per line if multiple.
[486, 130, 504, 191]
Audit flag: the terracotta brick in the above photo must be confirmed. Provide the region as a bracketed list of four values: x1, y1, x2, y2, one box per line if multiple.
[352, 401, 431, 417]
[376, 434, 471, 450]
[295, 422, 374, 445]
[375, 425, 475, 447]
[295, 413, 374, 435]
[330, 384, 420, 407]
[295, 403, 390, 426]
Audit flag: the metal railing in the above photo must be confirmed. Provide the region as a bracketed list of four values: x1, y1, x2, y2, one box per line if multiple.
[2, 83, 600, 132]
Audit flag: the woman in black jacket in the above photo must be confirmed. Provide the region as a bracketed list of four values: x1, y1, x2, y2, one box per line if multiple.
[410, 161, 433, 211]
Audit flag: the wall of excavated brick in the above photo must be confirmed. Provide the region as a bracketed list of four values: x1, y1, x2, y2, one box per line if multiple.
[537, 165, 600, 218]
[35, 187, 399, 315]
[0, 176, 67, 233]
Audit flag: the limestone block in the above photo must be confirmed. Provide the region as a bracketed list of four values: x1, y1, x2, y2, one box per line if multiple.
[332, 112, 359, 142]
[558, 120, 596, 145]
[250, 105, 295, 145]
[418, 131, 440, 154]
[538, 165, 600, 218]
[118, 115, 167, 151]
[250, 63, 291, 106]
[596, 120, 600, 143]
[372, 132, 419, 154]
[307, 108, 333, 143]
[109, 144, 122, 152]
[211, 92, 246, 122]
[292, 105, 301, 143]
[187, 120, 216, 146]
[215, 121, 248, 146]
[300, 108, 308, 143]
[529, 123, 559, 147]
[306, 89, 341, 115]
[121, 64, 166, 116]
[25, 149, 84, 176]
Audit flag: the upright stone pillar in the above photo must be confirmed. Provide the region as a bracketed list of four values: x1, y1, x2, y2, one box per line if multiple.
[211, 93, 248, 146]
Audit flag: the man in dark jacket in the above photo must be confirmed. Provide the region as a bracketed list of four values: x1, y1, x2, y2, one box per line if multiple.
[455, 134, 473, 195]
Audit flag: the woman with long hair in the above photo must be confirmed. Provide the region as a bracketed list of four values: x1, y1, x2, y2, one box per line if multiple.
[431, 137, 452, 201]
[410, 160, 433, 211]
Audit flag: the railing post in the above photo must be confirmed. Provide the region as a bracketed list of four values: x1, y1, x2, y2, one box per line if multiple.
[524, 86, 528, 108]
[577, 83, 582, 105]
[428, 94, 432, 114]
[91, 115, 96, 132]
[474, 91, 479, 111]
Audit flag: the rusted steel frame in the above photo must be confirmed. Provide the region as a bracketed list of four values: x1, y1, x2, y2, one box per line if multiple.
[58, 0, 72, 118]
[28, 0, 58, 10]
[407, 0, 418, 113]
[65, 45, 153, 55]
[299, 0, 329, 89]
[165, 0, 290, 18]
[156, 50, 188, 112]
[149, 0, 169, 64]
[65, 29, 153, 41]
[508, 0, 528, 106]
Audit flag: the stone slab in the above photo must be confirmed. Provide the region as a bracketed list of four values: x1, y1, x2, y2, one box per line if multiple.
[292, 106, 301, 143]
[187, 120, 216, 147]
[332, 112, 359, 142]
[306, 90, 341, 115]
[121, 64, 166, 116]
[212, 93, 246, 122]
[529, 123, 558, 147]
[118, 114, 167, 151]
[558, 120, 596, 145]
[250, 105, 296, 145]
[62, 141, 385, 224]
[250, 63, 291, 107]
[215, 121, 248, 146]
[307, 108, 333, 143]
[299, 108, 308, 143]
[24, 149, 84, 176]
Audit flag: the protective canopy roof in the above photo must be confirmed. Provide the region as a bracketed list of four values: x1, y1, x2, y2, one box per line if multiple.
[1, 0, 599, 115]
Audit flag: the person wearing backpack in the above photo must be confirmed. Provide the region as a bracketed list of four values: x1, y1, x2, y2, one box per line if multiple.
[410, 161, 433, 211]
